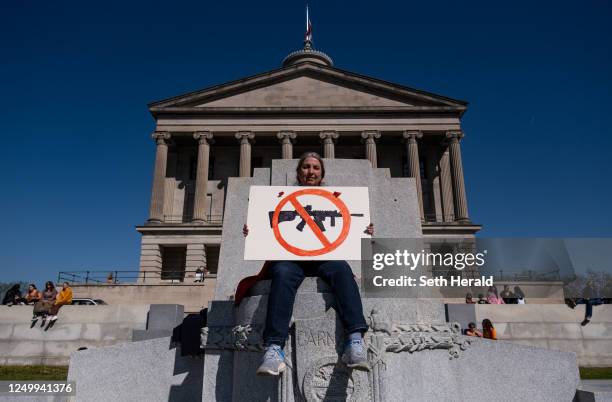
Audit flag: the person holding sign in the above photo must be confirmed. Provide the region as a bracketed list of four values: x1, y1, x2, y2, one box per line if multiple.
[243, 152, 374, 376]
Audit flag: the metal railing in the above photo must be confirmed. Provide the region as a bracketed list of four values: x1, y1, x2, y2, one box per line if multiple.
[162, 214, 223, 224]
[58, 270, 217, 284]
[495, 269, 561, 282]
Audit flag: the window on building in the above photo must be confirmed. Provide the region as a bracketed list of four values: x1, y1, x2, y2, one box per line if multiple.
[204, 245, 220, 274]
[161, 246, 186, 281]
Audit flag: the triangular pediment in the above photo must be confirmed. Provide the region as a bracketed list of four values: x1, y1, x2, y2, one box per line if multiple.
[196, 76, 412, 108]
[149, 62, 467, 114]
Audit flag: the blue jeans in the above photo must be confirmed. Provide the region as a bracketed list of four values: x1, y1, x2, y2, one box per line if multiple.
[263, 260, 368, 347]
[577, 298, 603, 319]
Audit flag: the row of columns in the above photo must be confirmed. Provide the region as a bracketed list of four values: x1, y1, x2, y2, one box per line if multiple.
[147, 130, 470, 224]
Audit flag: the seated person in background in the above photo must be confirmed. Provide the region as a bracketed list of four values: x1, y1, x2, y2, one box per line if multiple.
[500, 285, 515, 304]
[482, 319, 497, 340]
[25, 284, 42, 304]
[48, 282, 73, 322]
[465, 322, 482, 337]
[194, 266, 204, 283]
[514, 285, 526, 304]
[486, 285, 505, 304]
[33, 281, 58, 322]
[106, 273, 114, 284]
[2, 284, 24, 306]
[243, 152, 373, 376]
[477, 293, 488, 304]
[465, 292, 476, 304]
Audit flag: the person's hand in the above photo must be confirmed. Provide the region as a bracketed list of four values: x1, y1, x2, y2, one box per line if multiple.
[243, 224, 249, 237]
[365, 223, 374, 236]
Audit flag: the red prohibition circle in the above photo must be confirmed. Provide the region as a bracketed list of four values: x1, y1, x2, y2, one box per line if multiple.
[271, 188, 351, 256]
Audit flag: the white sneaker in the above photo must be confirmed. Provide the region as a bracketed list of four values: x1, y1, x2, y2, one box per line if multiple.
[50, 315, 58, 322]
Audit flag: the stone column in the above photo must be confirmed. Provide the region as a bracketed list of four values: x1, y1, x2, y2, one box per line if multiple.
[439, 144, 455, 222]
[426, 145, 443, 222]
[277, 131, 297, 159]
[403, 131, 424, 221]
[446, 131, 470, 222]
[192, 131, 213, 223]
[235, 131, 255, 177]
[319, 131, 339, 158]
[148, 132, 171, 223]
[361, 130, 381, 168]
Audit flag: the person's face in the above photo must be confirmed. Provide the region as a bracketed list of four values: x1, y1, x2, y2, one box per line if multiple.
[298, 157, 322, 186]
[63, 283, 68, 290]
[28, 285, 34, 292]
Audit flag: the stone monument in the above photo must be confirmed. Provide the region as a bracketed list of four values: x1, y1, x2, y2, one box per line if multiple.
[200, 159, 579, 401]
[67, 159, 580, 401]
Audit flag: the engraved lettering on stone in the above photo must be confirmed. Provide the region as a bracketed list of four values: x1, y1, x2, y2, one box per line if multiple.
[298, 329, 335, 347]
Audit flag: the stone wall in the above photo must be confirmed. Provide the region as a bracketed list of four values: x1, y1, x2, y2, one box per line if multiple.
[71, 281, 216, 314]
[448, 304, 612, 367]
[0, 305, 149, 365]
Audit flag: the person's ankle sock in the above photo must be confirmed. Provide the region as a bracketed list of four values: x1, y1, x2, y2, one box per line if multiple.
[347, 332, 362, 343]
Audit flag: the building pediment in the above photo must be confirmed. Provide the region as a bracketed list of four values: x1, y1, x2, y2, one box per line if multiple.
[149, 62, 467, 116]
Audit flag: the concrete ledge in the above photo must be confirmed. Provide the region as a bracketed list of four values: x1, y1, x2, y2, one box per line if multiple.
[0, 305, 149, 366]
[71, 282, 215, 313]
[455, 304, 612, 367]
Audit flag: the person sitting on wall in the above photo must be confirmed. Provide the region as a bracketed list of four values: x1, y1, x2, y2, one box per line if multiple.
[465, 292, 476, 304]
[195, 266, 204, 283]
[477, 293, 488, 304]
[2, 284, 24, 306]
[486, 285, 505, 304]
[465, 322, 483, 337]
[482, 319, 497, 340]
[32, 281, 58, 323]
[575, 280, 603, 326]
[514, 285, 526, 304]
[500, 285, 515, 304]
[25, 284, 42, 305]
[242, 152, 374, 376]
[48, 282, 73, 322]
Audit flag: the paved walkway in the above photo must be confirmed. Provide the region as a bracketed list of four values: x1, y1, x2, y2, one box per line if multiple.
[580, 380, 612, 392]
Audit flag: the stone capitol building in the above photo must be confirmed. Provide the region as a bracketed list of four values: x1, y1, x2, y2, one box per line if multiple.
[136, 40, 481, 282]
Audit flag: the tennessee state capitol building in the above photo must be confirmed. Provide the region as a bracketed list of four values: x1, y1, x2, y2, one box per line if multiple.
[136, 38, 481, 281]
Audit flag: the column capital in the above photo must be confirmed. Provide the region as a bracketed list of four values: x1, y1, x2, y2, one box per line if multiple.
[319, 131, 339, 142]
[151, 132, 171, 145]
[402, 130, 423, 142]
[361, 130, 381, 142]
[193, 131, 214, 144]
[445, 130, 464, 142]
[235, 131, 255, 143]
[276, 131, 297, 142]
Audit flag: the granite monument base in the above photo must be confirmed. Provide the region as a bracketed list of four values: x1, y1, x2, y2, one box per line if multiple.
[201, 278, 579, 401]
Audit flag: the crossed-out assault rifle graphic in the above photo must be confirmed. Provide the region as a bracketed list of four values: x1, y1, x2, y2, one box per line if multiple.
[268, 205, 364, 232]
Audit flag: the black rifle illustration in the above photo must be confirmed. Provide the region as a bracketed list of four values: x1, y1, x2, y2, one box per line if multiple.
[268, 205, 364, 232]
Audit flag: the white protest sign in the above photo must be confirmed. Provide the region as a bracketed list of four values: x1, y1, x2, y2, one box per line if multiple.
[244, 186, 371, 260]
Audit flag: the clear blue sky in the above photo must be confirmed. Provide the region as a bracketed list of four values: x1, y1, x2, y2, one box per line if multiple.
[1, 0, 611, 284]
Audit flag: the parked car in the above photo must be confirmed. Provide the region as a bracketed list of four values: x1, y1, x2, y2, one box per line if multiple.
[71, 298, 107, 305]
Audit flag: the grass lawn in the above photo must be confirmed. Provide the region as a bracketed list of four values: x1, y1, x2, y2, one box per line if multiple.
[0, 365, 68, 381]
[580, 367, 612, 380]
[1, 365, 610, 381]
